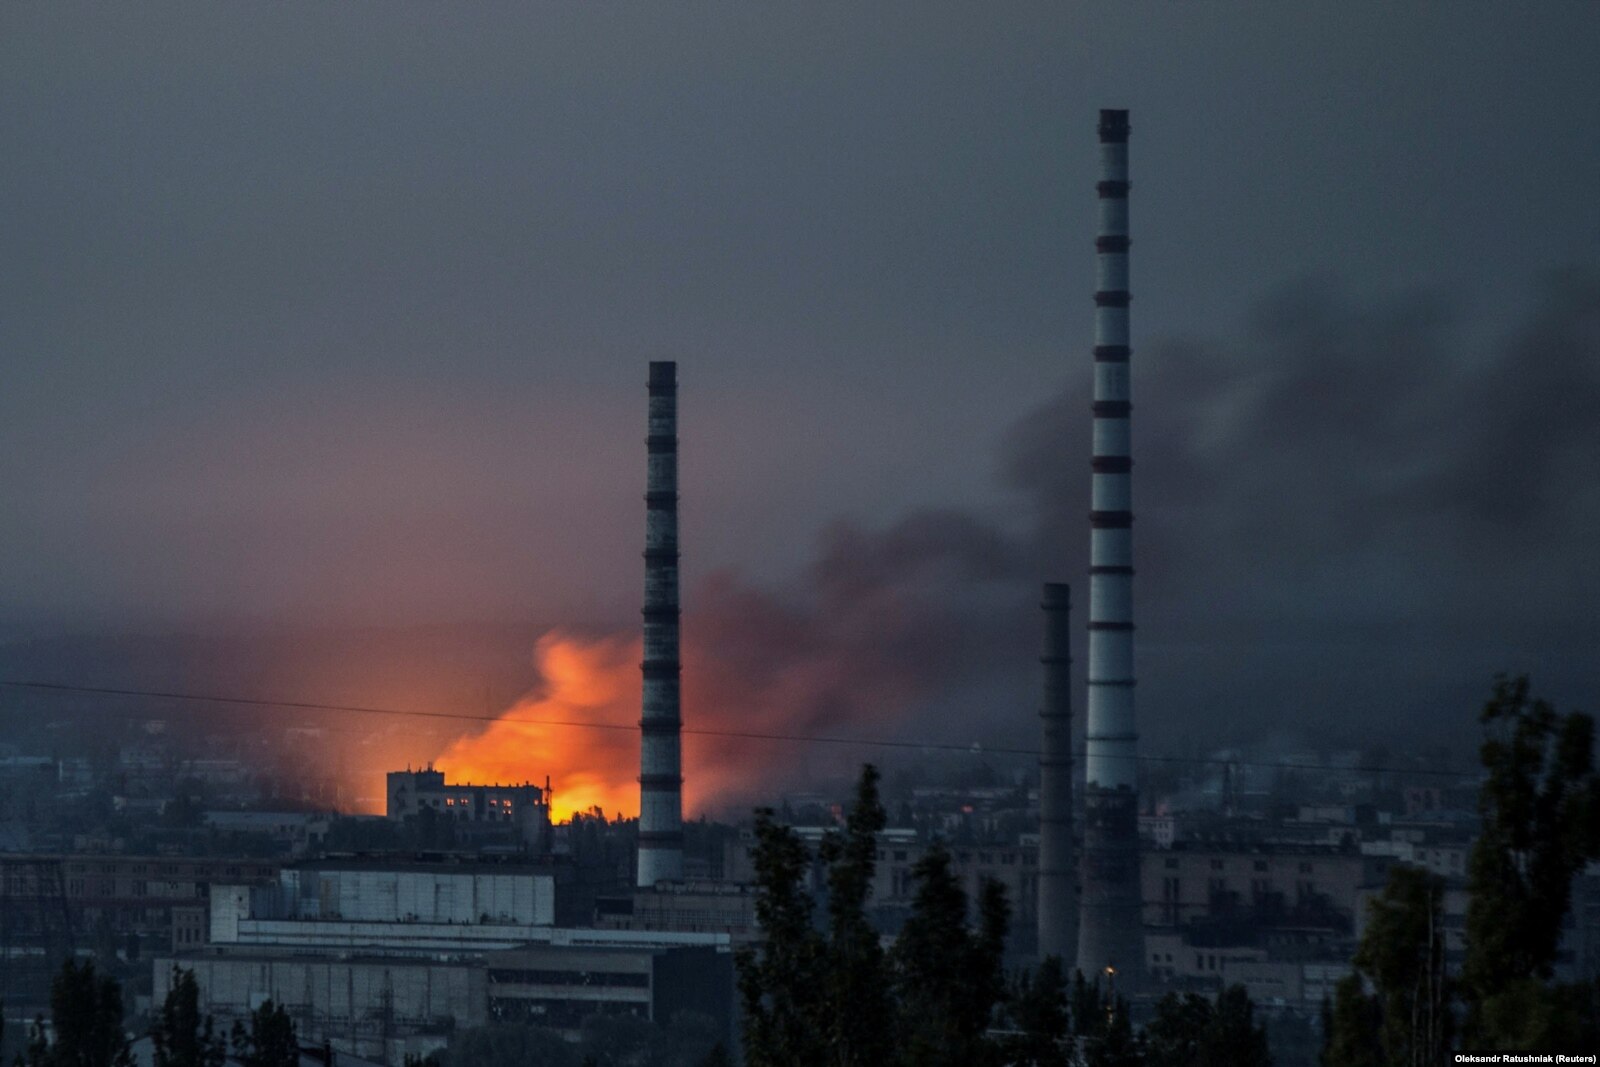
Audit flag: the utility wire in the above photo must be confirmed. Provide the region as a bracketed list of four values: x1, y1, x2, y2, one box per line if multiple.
[0, 679, 1483, 781]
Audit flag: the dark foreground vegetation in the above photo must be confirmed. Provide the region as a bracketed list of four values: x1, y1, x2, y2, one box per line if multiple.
[736, 762, 1271, 1067]
[1324, 675, 1600, 1065]
[6, 675, 1593, 1067]
[739, 675, 1600, 1067]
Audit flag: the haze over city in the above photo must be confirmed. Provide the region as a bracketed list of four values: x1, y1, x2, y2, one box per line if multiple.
[5, 4, 1597, 815]
[2, 7, 1598, 1064]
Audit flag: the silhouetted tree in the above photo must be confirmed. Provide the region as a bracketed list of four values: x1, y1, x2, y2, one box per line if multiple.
[736, 807, 828, 1066]
[738, 764, 901, 1067]
[891, 841, 1009, 1067]
[229, 1000, 297, 1067]
[1066, 971, 1139, 1067]
[18, 959, 133, 1067]
[818, 765, 894, 1067]
[1206, 985, 1271, 1067]
[1351, 864, 1452, 1066]
[1321, 976, 1382, 1067]
[996, 955, 1073, 1067]
[1143, 985, 1268, 1067]
[1142, 992, 1210, 1067]
[1461, 674, 1600, 1047]
[152, 967, 225, 1067]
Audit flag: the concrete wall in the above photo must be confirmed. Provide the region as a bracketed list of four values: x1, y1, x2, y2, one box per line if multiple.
[1142, 847, 1383, 931]
[228, 867, 555, 927]
[154, 955, 485, 1047]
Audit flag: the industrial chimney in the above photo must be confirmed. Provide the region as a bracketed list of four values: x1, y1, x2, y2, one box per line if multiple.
[1076, 108, 1146, 986]
[1037, 582, 1078, 964]
[638, 361, 684, 887]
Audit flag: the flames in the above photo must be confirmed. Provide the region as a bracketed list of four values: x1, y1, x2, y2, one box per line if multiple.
[429, 618, 912, 824]
[434, 632, 643, 822]
[427, 554, 966, 825]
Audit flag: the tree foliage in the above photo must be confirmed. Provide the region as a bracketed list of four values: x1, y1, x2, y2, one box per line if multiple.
[1320, 976, 1382, 1067]
[819, 766, 895, 1067]
[735, 805, 829, 1066]
[1461, 675, 1600, 1046]
[1143, 985, 1268, 1067]
[890, 842, 1009, 1067]
[739, 764, 1024, 1067]
[736, 764, 903, 1067]
[17, 959, 133, 1067]
[152, 967, 225, 1067]
[994, 955, 1073, 1067]
[1074, 976, 1140, 1067]
[228, 1000, 297, 1067]
[737, 764, 1280, 1067]
[1351, 865, 1452, 1066]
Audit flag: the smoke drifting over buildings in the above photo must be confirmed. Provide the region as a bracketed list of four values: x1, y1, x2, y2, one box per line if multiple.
[7, 272, 1595, 813]
[3, 271, 1594, 822]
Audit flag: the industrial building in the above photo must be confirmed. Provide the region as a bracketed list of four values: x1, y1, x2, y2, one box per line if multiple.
[0, 853, 280, 945]
[595, 880, 761, 943]
[157, 853, 736, 1059]
[151, 955, 484, 1064]
[207, 858, 558, 951]
[485, 942, 733, 1033]
[384, 766, 551, 850]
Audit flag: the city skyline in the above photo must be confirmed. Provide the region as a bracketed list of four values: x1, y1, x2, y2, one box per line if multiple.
[4, 3, 1598, 783]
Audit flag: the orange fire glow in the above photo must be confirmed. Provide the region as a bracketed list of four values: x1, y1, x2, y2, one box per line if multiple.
[434, 632, 642, 822]
[426, 601, 925, 825]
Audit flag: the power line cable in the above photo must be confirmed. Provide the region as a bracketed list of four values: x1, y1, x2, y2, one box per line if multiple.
[0, 679, 1483, 781]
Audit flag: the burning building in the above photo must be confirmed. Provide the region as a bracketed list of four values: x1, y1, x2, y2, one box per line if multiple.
[386, 765, 552, 850]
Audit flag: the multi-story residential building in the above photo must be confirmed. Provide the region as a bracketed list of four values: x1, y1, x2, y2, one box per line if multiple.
[385, 766, 551, 850]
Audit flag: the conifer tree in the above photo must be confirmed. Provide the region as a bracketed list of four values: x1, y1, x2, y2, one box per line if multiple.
[152, 967, 225, 1067]
[997, 955, 1073, 1067]
[735, 806, 830, 1066]
[818, 765, 894, 1067]
[19, 960, 133, 1067]
[890, 842, 1009, 1067]
[1321, 976, 1383, 1067]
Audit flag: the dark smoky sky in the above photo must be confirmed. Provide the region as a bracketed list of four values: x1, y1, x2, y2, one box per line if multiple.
[3, 4, 1599, 756]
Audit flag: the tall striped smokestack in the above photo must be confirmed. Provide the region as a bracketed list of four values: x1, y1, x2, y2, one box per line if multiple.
[1077, 109, 1145, 986]
[638, 361, 684, 887]
[1037, 582, 1078, 964]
